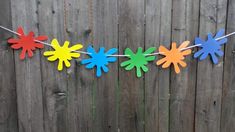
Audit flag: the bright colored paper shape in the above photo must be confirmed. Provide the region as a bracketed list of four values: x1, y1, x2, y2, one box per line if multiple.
[8, 26, 48, 60]
[194, 29, 227, 64]
[156, 41, 191, 74]
[81, 46, 117, 77]
[120, 47, 156, 78]
[44, 39, 83, 71]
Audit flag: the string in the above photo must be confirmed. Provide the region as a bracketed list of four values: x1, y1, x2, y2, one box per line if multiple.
[0, 25, 92, 55]
[178, 32, 235, 51]
[0, 26, 21, 36]
[1, 25, 235, 57]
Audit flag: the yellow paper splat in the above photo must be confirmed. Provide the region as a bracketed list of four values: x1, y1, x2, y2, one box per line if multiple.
[44, 39, 83, 71]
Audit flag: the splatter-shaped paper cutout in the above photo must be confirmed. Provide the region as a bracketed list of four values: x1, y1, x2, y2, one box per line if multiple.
[44, 39, 83, 71]
[120, 47, 156, 78]
[8, 26, 48, 60]
[81, 46, 117, 77]
[156, 41, 191, 74]
[194, 29, 227, 64]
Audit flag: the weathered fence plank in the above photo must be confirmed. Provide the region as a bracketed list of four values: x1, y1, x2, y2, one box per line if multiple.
[10, 0, 44, 132]
[92, 0, 119, 132]
[170, 0, 199, 132]
[145, 0, 172, 131]
[221, 0, 235, 131]
[37, 0, 68, 132]
[195, 0, 228, 132]
[0, 0, 18, 132]
[66, 0, 93, 132]
[118, 0, 145, 132]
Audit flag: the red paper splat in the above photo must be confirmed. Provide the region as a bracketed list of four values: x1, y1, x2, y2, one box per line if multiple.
[8, 27, 48, 60]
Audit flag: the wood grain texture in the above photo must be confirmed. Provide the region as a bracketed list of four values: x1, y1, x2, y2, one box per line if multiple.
[170, 0, 199, 132]
[0, 0, 18, 132]
[66, 0, 93, 132]
[92, 0, 119, 132]
[118, 0, 145, 132]
[10, 0, 44, 132]
[1, 0, 235, 132]
[221, 0, 235, 131]
[145, 0, 172, 132]
[195, 0, 228, 132]
[37, 0, 68, 132]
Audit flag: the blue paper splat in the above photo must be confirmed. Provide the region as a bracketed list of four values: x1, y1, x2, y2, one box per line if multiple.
[81, 46, 117, 77]
[194, 29, 228, 64]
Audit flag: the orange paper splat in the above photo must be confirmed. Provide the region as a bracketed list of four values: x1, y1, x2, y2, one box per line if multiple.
[156, 41, 192, 73]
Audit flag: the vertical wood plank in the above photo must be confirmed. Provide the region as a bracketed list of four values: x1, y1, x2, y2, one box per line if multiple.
[145, 0, 172, 131]
[65, 0, 93, 132]
[10, 0, 44, 132]
[195, 0, 228, 131]
[0, 0, 18, 132]
[118, 0, 145, 132]
[37, 0, 68, 132]
[92, 0, 119, 132]
[170, 0, 200, 132]
[221, 0, 235, 131]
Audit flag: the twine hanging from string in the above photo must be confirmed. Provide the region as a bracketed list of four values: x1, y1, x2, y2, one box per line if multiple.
[63, 0, 68, 40]
[88, 0, 94, 44]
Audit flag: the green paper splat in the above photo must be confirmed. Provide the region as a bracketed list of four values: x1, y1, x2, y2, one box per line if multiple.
[120, 47, 156, 77]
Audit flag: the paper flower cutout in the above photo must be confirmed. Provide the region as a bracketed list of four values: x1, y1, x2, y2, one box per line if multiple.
[194, 29, 227, 64]
[120, 47, 156, 77]
[81, 46, 117, 77]
[156, 41, 191, 74]
[8, 26, 48, 60]
[44, 39, 83, 71]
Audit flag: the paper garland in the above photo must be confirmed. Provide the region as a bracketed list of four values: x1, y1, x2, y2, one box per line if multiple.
[8, 27, 48, 59]
[44, 39, 83, 71]
[5, 26, 231, 77]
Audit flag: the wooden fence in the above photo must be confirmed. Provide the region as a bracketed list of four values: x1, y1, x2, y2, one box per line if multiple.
[0, 0, 235, 132]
